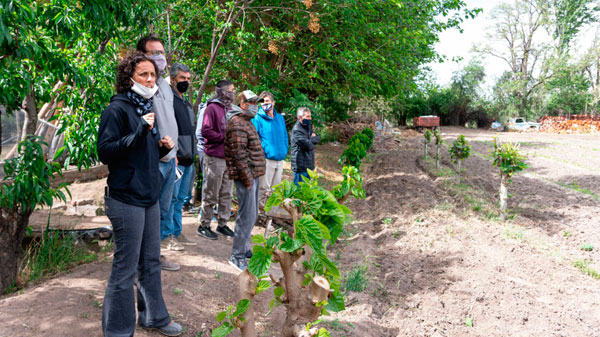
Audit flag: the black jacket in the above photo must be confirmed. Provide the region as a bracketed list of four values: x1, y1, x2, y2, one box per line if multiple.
[291, 121, 320, 172]
[172, 88, 197, 166]
[97, 93, 169, 207]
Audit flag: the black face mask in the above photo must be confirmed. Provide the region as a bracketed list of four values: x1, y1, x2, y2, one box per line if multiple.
[176, 81, 189, 93]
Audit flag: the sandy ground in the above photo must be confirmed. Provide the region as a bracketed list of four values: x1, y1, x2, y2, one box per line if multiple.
[1, 127, 599, 337]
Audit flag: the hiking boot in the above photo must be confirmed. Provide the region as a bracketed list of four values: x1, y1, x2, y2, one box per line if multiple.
[196, 225, 218, 240]
[161, 236, 184, 251]
[176, 233, 196, 245]
[160, 255, 180, 271]
[245, 249, 253, 259]
[216, 224, 234, 237]
[229, 255, 248, 273]
[154, 321, 183, 336]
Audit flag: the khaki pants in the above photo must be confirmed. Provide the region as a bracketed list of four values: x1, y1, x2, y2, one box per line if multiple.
[258, 159, 284, 209]
[200, 154, 233, 226]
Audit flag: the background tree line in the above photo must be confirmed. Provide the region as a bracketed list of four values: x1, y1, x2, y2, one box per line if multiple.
[397, 0, 599, 127]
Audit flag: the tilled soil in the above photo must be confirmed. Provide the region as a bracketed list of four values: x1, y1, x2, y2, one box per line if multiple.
[1, 128, 599, 337]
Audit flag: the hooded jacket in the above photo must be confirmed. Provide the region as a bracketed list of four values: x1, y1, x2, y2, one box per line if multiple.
[151, 76, 178, 161]
[97, 93, 170, 207]
[224, 105, 266, 188]
[172, 87, 197, 166]
[201, 98, 228, 158]
[251, 107, 289, 161]
[291, 120, 320, 172]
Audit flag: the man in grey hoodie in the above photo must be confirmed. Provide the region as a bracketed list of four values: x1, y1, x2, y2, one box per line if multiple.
[136, 36, 181, 271]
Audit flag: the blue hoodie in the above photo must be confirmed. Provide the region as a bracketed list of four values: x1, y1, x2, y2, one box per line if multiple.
[251, 107, 289, 161]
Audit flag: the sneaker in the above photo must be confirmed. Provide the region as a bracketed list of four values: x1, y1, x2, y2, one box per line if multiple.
[176, 233, 196, 245]
[229, 255, 248, 272]
[196, 225, 218, 240]
[161, 236, 184, 251]
[245, 249, 253, 259]
[216, 225, 234, 237]
[160, 255, 180, 271]
[154, 321, 183, 336]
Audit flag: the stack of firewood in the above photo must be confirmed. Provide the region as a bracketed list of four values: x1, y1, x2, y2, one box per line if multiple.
[539, 115, 600, 134]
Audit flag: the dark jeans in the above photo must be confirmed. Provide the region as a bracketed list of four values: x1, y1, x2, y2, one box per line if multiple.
[102, 196, 170, 337]
[232, 178, 259, 259]
[293, 171, 310, 186]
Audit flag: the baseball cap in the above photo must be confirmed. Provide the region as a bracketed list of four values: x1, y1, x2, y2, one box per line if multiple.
[241, 90, 264, 103]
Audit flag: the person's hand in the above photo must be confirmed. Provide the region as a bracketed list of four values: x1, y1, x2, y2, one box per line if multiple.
[159, 135, 174, 149]
[311, 133, 316, 137]
[142, 113, 155, 130]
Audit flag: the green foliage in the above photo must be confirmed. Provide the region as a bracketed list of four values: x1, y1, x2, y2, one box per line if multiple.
[433, 129, 443, 145]
[212, 299, 250, 337]
[580, 244, 594, 251]
[573, 259, 600, 280]
[1, 137, 69, 213]
[338, 128, 375, 169]
[256, 170, 353, 317]
[332, 166, 365, 202]
[0, 0, 163, 168]
[423, 129, 432, 143]
[491, 138, 528, 181]
[342, 264, 369, 293]
[23, 225, 97, 284]
[448, 135, 471, 164]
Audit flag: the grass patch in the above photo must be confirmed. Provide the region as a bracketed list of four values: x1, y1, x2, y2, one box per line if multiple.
[21, 227, 100, 286]
[556, 180, 599, 201]
[342, 264, 369, 293]
[573, 260, 600, 280]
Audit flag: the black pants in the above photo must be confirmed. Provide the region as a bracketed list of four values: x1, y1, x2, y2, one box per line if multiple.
[102, 197, 171, 337]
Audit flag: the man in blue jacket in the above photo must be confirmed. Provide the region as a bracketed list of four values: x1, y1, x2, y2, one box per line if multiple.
[251, 91, 289, 210]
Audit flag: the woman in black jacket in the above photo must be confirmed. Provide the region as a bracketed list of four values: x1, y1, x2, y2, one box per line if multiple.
[97, 53, 182, 337]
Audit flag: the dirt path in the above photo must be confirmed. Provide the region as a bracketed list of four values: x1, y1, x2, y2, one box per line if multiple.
[1, 129, 599, 337]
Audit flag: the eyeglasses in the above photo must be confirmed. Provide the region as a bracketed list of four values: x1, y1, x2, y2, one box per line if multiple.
[147, 50, 165, 56]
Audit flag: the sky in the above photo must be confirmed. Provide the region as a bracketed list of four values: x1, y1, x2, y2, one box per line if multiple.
[428, 0, 599, 90]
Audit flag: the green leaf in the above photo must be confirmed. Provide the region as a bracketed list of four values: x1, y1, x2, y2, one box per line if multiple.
[295, 215, 323, 252]
[326, 290, 345, 312]
[251, 235, 266, 244]
[232, 299, 251, 317]
[216, 311, 227, 323]
[273, 286, 285, 297]
[465, 316, 473, 327]
[255, 280, 271, 294]
[248, 245, 272, 277]
[280, 232, 304, 252]
[317, 328, 332, 337]
[211, 323, 234, 337]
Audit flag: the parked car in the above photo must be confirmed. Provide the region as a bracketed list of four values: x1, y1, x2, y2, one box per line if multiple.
[507, 117, 540, 131]
[491, 121, 506, 131]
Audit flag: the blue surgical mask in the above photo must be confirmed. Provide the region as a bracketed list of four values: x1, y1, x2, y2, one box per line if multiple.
[301, 119, 311, 127]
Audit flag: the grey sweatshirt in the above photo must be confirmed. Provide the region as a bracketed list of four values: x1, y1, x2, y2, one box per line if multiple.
[152, 76, 178, 161]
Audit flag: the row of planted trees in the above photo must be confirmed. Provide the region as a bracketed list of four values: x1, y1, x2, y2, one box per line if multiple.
[423, 130, 528, 220]
[211, 128, 374, 337]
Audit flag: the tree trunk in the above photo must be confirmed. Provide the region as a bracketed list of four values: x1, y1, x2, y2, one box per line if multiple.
[436, 146, 440, 170]
[499, 174, 508, 221]
[456, 160, 461, 184]
[0, 207, 31, 292]
[238, 270, 258, 337]
[424, 143, 428, 159]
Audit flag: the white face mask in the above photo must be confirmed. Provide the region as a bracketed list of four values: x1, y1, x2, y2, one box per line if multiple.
[131, 78, 158, 99]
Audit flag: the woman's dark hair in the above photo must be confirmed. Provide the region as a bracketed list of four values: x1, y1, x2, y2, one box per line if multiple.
[115, 52, 158, 94]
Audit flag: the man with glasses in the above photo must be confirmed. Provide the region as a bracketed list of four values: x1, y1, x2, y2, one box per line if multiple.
[196, 80, 236, 240]
[136, 35, 181, 272]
